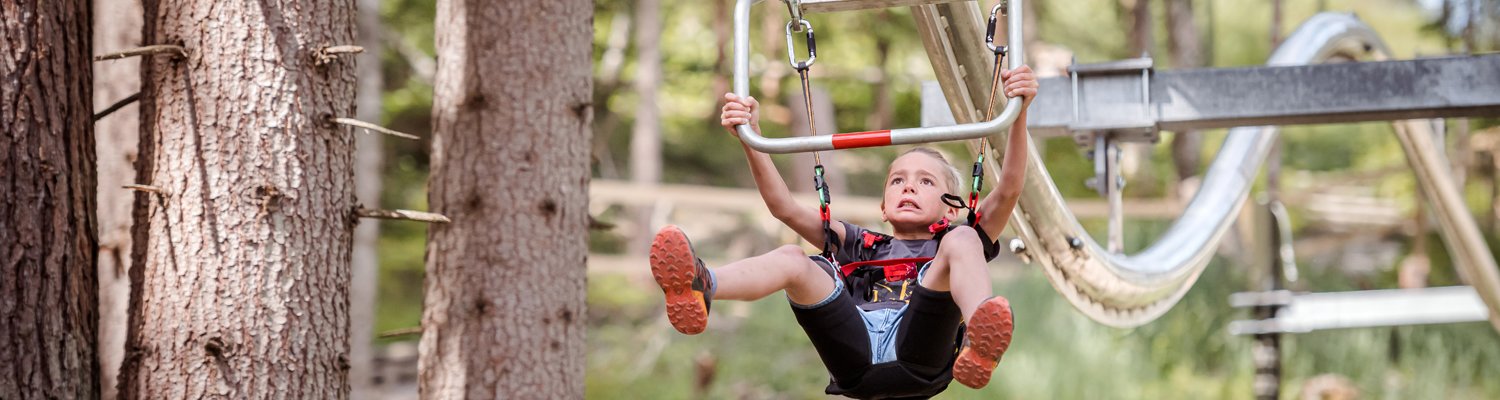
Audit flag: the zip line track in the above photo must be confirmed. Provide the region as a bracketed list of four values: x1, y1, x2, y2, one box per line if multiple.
[907, 6, 1500, 330]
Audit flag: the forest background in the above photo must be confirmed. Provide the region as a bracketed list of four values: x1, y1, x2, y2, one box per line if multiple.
[350, 0, 1499, 398]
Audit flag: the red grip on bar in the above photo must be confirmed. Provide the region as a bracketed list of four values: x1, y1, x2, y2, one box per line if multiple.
[830, 130, 892, 149]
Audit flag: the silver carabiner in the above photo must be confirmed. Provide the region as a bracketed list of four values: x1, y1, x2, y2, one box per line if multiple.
[785, 19, 817, 71]
[985, 2, 1008, 55]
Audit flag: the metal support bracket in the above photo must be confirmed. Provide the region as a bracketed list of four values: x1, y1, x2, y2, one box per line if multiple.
[1067, 56, 1159, 144]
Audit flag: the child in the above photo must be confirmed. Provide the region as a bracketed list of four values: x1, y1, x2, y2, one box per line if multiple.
[650, 65, 1037, 398]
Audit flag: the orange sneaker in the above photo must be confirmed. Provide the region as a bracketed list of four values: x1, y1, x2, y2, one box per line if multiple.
[953, 296, 1014, 389]
[650, 225, 714, 335]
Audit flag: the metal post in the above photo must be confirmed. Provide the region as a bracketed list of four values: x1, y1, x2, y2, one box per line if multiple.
[1252, 201, 1286, 400]
[1107, 136, 1124, 253]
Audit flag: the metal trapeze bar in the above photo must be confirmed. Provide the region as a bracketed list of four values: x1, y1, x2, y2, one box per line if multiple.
[733, 0, 1027, 154]
[1020, 54, 1500, 136]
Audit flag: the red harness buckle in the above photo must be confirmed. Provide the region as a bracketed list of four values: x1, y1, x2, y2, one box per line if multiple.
[883, 263, 915, 282]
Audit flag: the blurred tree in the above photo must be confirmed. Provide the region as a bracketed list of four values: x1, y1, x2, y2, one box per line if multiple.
[119, 0, 357, 397]
[0, 0, 99, 397]
[92, 0, 143, 398]
[1166, 0, 1204, 183]
[350, 0, 385, 396]
[418, 0, 590, 397]
[631, 0, 664, 254]
[1126, 0, 1153, 56]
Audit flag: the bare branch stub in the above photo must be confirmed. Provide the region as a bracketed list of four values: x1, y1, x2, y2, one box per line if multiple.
[355, 207, 451, 223]
[329, 117, 421, 140]
[122, 184, 166, 195]
[377, 326, 422, 339]
[94, 92, 142, 121]
[313, 45, 365, 66]
[94, 45, 187, 62]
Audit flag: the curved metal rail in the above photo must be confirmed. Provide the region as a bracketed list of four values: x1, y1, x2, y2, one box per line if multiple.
[1000, 13, 1467, 327]
[731, 0, 1026, 153]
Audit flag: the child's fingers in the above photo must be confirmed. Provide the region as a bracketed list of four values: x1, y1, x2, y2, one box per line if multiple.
[724, 92, 740, 102]
[1000, 68, 1011, 80]
[743, 95, 759, 109]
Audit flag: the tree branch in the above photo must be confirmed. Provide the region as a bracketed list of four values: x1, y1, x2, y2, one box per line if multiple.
[94, 45, 187, 61]
[355, 207, 450, 223]
[328, 117, 420, 140]
[94, 92, 141, 122]
[122, 184, 166, 195]
[313, 45, 365, 66]
[377, 326, 422, 339]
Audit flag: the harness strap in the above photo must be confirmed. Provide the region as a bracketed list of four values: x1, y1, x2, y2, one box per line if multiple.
[838, 257, 935, 279]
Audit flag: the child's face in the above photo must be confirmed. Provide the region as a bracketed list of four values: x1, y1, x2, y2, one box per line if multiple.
[880, 152, 958, 230]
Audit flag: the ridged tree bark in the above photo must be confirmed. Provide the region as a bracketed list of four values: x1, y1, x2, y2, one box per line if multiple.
[92, 1, 145, 398]
[0, 0, 99, 398]
[349, 0, 384, 396]
[118, 0, 358, 398]
[419, 0, 591, 397]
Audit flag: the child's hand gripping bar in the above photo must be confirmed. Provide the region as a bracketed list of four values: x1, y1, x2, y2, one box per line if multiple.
[731, 0, 1026, 154]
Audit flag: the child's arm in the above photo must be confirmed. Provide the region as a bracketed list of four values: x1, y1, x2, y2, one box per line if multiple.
[721, 93, 845, 250]
[975, 65, 1038, 239]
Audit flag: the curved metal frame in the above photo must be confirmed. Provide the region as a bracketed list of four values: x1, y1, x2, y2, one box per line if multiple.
[732, 0, 1026, 154]
[1007, 13, 1403, 327]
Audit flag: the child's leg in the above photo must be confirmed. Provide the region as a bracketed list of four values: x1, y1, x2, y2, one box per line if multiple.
[920, 226, 994, 320]
[712, 244, 837, 305]
[911, 226, 1013, 389]
[650, 225, 837, 335]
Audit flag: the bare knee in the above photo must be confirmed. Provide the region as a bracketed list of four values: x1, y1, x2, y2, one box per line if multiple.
[771, 244, 806, 260]
[938, 226, 982, 254]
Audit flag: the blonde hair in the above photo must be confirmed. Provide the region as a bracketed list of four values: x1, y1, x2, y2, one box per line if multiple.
[898, 147, 964, 195]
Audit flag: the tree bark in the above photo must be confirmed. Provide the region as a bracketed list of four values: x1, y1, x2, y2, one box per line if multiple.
[350, 0, 385, 396]
[0, 0, 100, 398]
[119, 0, 357, 398]
[419, 0, 591, 398]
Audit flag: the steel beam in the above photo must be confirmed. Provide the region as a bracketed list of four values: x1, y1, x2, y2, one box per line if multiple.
[1229, 286, 1491, 335]
[1023, 54, 1500, 135]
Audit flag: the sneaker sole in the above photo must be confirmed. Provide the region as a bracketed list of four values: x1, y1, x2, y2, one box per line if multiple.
[650, 225, 708, 335]
[953, 297, 1014, 389]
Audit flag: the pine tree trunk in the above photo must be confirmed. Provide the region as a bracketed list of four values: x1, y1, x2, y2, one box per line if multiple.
[419, 0, 591, 397]
[119, 0, 357, 398]
[0, 0, 100, 398]
[93, 1, 145, 398]
[349, 0, 385, 396]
